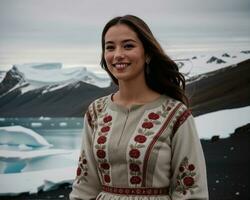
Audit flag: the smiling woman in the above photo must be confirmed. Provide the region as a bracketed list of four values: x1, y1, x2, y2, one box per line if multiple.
[103, 24, 147, 83]
[70, 15, 208, 200]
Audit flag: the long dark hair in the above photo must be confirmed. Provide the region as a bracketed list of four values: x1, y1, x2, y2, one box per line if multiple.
[100, 15, 189, 106]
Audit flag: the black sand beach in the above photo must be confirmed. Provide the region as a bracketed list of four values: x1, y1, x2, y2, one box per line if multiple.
[1, 123, 249, 200]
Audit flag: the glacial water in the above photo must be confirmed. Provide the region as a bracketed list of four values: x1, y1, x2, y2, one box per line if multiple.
[0, 117, 83, 150]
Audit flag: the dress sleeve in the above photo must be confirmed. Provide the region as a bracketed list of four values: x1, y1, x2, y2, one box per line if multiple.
[70, 110, 102, 200]
[169, 111, 209, 199]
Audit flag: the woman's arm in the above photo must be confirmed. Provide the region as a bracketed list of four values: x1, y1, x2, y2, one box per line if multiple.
[70, 109, 101, 200]
[170, 113, 209, 199]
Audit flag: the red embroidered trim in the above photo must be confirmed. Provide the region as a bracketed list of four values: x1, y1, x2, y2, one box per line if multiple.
[172, 109, 191, 135]
[95, 114, 113, 184]
[142, 102, 183, 186]
[86, 111, 93, 129]
[128, 112, 161, 185]
[102, 185, 169, 195]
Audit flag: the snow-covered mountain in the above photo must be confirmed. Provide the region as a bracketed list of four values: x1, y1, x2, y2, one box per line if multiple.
[0, 63, 111, 98]
[0, 71, 7, 83]
[0, 50, 249, 117]
[0, 63, 116, 117]
[12, 63, 110, 90]
[176, 50, 250, 78]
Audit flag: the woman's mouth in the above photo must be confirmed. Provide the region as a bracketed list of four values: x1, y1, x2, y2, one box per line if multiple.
[112, 63, 130, 70]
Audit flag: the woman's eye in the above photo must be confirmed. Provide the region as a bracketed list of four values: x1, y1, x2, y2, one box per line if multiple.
[105, 46, 114, 50]
[124, 44, 134, 49]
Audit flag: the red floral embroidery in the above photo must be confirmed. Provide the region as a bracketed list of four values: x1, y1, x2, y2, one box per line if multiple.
[75, 151, 88, 184]
[130, 176, 142, 184]
[82, 159, 87, 164]
[97, 149, 106, 158]
[101, 163, 110, 170]
[128, 110, 165, 185]
[167, 106, 172, 111]
[101, 126, 110, 132]
[129, 149, 141, 158]
[86, 111, 93, 128]
[103, 115, 112, 123]
[148, 112, 160, 120]
[104, 175, 111, 183]
[96, 104, 102, 113]
[188, 164, 195, 171]
[95, 112, 113, 185]
[77, 167, 81, 176]
[176, 157, 197, 195]
[129, 163, 140, 172]
[97, 136, 107, 144]
[141, 100, 183, 186]
[183, 176, 194, 187]
[179, 166, 185, 172]
[134, 135, 147, 143]
[142, 121, 154, 129]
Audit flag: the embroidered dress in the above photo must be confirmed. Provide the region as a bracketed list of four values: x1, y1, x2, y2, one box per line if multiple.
[70, 94, 208, 200]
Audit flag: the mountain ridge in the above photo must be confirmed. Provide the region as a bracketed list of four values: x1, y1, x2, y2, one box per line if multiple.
[0, 59, 249, 117]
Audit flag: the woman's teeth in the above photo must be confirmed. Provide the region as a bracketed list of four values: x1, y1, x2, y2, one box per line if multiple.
[114, 63, 129, 69]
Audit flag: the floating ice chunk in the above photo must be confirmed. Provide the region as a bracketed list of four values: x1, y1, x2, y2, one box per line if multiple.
[0, 126, 52, 147]
[0, 167, 76, 195]
[0, 149, 75, 173]
[21, 151, 78, 172]
[0, 149, 73, 161]
[59, 122, 67, 127]
[31, 122, 42, 128]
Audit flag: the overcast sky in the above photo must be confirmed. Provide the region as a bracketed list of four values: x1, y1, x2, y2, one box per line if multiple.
[0, 0, 249, 68]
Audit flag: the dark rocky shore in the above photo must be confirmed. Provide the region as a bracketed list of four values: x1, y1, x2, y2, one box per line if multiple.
[1, 123, 249, 200]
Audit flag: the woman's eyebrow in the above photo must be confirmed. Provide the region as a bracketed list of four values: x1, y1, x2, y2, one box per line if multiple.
[105, 39, 137, 45]
[122, 39, 137, 43]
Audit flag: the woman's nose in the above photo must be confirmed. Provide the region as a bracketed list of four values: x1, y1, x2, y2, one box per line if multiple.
[114, 48, 125, 60]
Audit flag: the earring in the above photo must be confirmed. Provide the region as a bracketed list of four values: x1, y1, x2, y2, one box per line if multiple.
[145, 58, 150, 74]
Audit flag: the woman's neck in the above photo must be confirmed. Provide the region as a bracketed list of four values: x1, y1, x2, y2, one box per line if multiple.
[114, 77, 160, 107]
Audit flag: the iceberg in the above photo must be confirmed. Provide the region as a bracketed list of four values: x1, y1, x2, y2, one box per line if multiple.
[0, 167, 76, 195]
[0, 126, 52, 147]
[13, 63, 111, 88]
[0, 125, 79, 195]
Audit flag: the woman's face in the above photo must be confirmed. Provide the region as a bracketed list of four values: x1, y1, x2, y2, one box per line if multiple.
[104, 24, 147, 83]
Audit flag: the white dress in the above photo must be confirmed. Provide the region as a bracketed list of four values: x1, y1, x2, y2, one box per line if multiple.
[70, 94, 209, 200]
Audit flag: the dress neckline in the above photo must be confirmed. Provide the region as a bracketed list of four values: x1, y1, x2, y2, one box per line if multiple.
[108, 93, 167, 112]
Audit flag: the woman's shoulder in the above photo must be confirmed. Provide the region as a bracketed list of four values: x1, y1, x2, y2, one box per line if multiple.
[90, 94, 110, 108]
[161, 95, 192, 132]
[162, 95, 189, 112]
[86, 94, 111, 115]
[84, 94, 111, 128]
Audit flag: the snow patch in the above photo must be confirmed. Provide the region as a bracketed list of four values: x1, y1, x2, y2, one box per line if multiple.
[195, 106, 250, 139]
